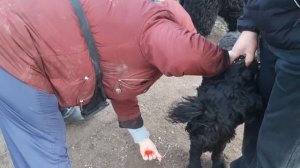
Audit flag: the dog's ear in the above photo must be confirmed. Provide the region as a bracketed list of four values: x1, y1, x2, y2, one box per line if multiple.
[247, 59, 259, 74]
[245, 94, 264, 123]
[236, 93, 263, 124]
[241, 59, 260, 84]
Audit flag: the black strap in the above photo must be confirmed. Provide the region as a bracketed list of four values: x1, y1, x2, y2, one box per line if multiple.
[70, 0, 108, 117]
[70, 0, 101, 88]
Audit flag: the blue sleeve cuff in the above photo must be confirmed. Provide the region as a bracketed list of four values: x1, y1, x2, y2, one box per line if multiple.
[127, 126, 150, 143]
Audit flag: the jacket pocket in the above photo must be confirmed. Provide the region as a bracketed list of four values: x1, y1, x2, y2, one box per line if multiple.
[114, 78, 151, 96]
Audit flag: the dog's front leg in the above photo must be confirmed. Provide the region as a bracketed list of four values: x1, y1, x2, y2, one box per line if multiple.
[188, 139, 203, 168]
[211, 142, 226, 168]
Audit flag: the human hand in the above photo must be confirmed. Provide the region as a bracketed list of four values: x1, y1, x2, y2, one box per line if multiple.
[138, 138, 162, 161]
[229, 31, 258, 66]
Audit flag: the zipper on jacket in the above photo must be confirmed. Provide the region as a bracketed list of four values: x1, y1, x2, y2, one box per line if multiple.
[114, 78, 150, 95]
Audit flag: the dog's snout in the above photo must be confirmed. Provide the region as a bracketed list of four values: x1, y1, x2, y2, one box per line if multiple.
[233, 55, 246, 64]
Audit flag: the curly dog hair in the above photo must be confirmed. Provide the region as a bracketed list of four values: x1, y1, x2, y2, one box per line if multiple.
[179, 0, 244, 36]
[167, 32, 263, 168]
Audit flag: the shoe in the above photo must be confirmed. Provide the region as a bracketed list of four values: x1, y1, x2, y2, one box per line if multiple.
[60, 106, 85, 124]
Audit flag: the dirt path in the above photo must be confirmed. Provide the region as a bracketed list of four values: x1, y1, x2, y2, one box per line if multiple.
[0, 21, 244, 168]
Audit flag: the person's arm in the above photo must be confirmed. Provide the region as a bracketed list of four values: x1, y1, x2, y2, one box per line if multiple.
[230, 1, 259, 65]
[127, 126, 162, 161]
[237, 1, 259, 33]
[127, 126, 150, 143]
[230, 31, 258, 66]
[140, 18, 230, 77]
[110, 97, 143, 128]
[110, 98, 162, 161]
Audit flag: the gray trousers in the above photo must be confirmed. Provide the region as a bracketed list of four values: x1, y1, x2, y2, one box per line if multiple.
[231, 40, 300, 168]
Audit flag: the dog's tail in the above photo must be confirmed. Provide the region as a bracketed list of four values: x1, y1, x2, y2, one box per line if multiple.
[167, 96, 203, 123]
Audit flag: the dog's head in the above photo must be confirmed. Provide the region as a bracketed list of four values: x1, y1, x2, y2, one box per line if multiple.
[225, 57, 263, 124]
[199, 56, 262, 125]
[224, 56, 259, 85]
[202, 56, 259, 88]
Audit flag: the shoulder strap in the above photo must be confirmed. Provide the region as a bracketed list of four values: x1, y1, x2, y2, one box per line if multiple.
[70, 0, 101, 85]
[70, 0, 108, 117]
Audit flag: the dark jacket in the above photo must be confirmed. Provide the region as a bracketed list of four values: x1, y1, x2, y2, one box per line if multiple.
[238, 0, 300, 49]
[0, 0, 229, 128]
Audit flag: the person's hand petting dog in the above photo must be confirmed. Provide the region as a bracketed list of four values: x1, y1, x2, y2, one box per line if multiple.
[228, 31, 258, 66]
[138, 138, 162, 161]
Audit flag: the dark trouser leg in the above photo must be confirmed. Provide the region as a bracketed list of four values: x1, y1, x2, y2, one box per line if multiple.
[231, 39, 276, 168]
[254, 45, 300, 168]
[232, 41, 300, 168]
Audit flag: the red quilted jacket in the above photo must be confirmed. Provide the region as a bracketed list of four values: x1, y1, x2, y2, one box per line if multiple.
[0, 0, 229, 128]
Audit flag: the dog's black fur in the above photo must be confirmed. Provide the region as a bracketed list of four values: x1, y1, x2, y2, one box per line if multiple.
[167, 33, 263, 168]
[179, 0, 244, 36]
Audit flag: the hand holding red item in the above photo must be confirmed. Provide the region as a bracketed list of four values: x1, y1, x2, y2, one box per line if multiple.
[139, 138, 162, 161]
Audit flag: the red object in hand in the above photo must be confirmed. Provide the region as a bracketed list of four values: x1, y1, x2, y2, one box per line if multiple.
[145, 150, 154, 156]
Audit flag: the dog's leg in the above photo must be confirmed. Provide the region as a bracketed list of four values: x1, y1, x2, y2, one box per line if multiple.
[211, 143, 226, 168]
[188, 139, 203, 168]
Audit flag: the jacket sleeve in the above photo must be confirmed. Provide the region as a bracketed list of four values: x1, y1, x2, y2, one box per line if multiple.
[237, 1, 259, 33]
[140, 18, 230, 77]
[110, 97, 144, 129]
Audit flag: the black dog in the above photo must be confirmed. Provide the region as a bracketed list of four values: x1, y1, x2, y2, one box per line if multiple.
[179, 0, 244, 36]
[167, 33, 263, 168]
